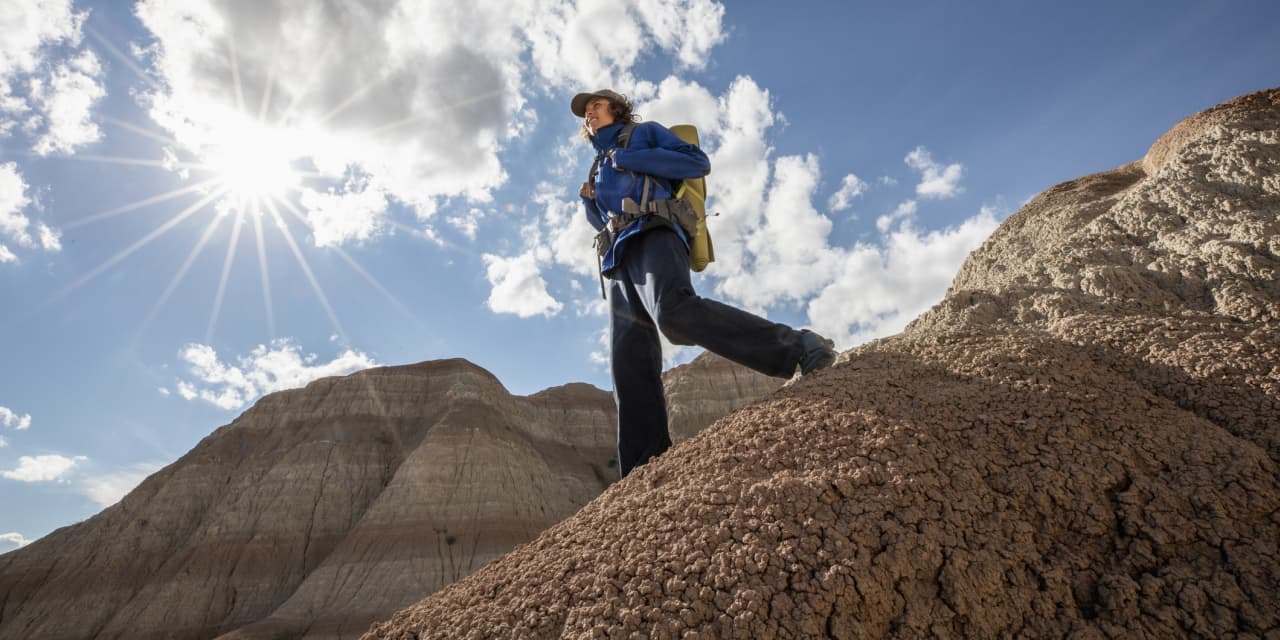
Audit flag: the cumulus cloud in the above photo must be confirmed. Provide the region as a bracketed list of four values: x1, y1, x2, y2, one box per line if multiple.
[299, 180, 389, 248]
[81, 462, 165, 507]
[0, 406, 32, 430]
[524, 0, 725, 91]
[482, 251, 563, 318]
[1, 454, 86, 482]
[0, 531, 33, 552]
[1, 161, 62, 265]
[133, 0, 727, 244]
[0, 1, 82, 78]
[876, 199, 918, 233]
[173, 339, 377, 410]
[828, 173, 868, 212]
[0, 163, 34, 242]
[717, 153, 840, 310]
[905, 146, 964, 199]
[28, 49, 104, 155]
[0, 0, 103, 153]
[807, 208, 1003, 347]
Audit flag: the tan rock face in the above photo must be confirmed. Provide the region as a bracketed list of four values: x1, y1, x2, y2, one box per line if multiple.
[0, 354, 774, 640]
[664, 352, 786, 443]
[362, 89, 1280, 638]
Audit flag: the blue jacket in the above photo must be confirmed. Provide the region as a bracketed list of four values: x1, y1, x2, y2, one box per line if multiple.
[582, 121, 710, 272]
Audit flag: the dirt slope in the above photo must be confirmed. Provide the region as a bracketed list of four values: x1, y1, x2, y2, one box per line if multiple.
[363, 89, 1280, 638]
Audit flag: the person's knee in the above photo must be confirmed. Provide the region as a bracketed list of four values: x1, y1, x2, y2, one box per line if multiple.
[654, 287, 699, 345]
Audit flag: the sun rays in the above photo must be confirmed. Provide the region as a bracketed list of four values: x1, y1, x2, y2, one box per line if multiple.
[38, 29, 430, 351]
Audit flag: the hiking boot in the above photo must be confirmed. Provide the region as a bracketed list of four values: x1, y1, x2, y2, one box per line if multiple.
[798, 330, 836, 375]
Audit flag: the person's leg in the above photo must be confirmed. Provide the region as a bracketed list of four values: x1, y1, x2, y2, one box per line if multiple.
[623, 229, 817, 378]
[608, 273, 672, 478]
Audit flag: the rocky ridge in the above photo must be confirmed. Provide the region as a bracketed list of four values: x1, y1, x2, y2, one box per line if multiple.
[0, 354, 779, 640]
[364, 89, 1280, 638]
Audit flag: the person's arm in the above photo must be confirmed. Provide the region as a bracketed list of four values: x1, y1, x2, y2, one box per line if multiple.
[580, 188, 607, 231]
[611, 123, 710, 180]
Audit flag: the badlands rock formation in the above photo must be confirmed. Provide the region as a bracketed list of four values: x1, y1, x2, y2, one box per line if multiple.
[365, 89, 1280, 638]
[0, 354, 778, 640]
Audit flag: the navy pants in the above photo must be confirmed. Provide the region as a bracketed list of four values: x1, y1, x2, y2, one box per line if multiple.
[607, 228, 806, 478]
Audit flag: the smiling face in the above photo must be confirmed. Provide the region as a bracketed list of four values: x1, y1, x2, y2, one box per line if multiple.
[584, 97, 616, 134]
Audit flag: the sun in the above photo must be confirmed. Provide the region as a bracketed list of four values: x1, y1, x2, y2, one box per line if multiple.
[201, 120, 302, 208]
[48, 38, 417, 348]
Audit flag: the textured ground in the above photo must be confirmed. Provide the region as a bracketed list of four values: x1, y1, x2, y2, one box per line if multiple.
[363, 89, 1280, 638]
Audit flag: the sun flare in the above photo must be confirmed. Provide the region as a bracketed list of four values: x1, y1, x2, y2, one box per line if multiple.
[201, 121, 302, 207]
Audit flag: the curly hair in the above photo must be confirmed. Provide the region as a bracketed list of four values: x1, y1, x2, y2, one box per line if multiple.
[580, 95, 640, 141]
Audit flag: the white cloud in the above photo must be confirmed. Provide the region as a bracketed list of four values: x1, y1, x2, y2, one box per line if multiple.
[482, 251, 563, 318]
[0, 161, 61, 264]
[0, 531, 33, 552]
[807, 208, 1002, 347]
[0, 1, 83, 78]
[0, 0, 103, 155]
[631, 0, 726, 70]
[133, 0, 728, 243]
[0, 162, 34, 244]
[1, 454, 86, 482]
[29, 49, 104, 155]
[538, 182, 600, 278]
[37, 221, 60, 250]
[828, 173, 868, 212]
[690, 76, 776, 276]
[0, 435, 8, 448]
[524, 0, 725, 91]
[299, 180, 389, 248]
[446, 207, 487, 241]
[0, 406, 32, 430]
[174, 339, 377, 411]
[876, 199, 918, 233]
[81, 462, 165, 508]
[717, 153, 840, 310]
[635, 76, 720, 133]
[905, 146, 963, 199]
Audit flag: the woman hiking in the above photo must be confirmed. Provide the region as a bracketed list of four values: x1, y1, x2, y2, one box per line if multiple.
[573, 89, 837, 479]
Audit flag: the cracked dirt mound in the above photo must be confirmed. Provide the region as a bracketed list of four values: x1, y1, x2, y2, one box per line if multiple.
[363, 88, 1280, 638]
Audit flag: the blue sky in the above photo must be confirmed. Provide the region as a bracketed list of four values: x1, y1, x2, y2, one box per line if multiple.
[1, 0, 1277, 551]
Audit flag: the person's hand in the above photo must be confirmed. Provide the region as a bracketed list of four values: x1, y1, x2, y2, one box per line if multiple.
[580, 181, 594, 198]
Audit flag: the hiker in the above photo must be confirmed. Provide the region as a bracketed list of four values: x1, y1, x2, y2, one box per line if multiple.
[573, 89, 837, 479]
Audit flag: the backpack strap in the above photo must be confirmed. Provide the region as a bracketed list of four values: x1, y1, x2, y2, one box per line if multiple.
[586, 122, 638, 191]
[616, 122, 636, 149]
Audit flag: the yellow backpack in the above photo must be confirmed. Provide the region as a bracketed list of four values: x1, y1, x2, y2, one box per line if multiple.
[602, 123, 715, 272]
[667, 124, 715, 272]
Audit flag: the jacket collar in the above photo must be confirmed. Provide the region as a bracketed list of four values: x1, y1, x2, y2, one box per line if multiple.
[590, 122, 625, 153]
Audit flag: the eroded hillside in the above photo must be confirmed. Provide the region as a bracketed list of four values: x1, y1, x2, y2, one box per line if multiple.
[364, 89, 1280, 638]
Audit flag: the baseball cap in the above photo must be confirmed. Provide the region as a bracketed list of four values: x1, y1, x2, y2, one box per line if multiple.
[571, 89, 628, 117]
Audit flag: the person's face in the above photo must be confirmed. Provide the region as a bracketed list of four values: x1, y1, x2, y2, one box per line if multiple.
[584, 97, 615, 134]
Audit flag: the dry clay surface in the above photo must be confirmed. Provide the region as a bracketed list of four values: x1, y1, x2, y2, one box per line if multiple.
[364, 89, 1280, 638]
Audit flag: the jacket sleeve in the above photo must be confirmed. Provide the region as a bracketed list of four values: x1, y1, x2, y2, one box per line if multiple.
[611, 122, 710, 180]
[582, 195, 607, 231]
